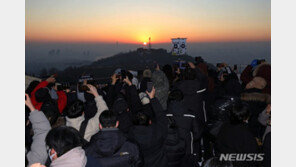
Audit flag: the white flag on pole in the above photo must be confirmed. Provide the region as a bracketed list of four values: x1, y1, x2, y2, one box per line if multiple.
[171, 38, 187, 55]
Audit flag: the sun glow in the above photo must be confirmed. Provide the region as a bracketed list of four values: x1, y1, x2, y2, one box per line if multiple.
[143, 42, 147, 45]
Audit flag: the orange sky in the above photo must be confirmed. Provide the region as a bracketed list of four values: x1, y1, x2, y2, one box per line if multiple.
[26, 0, 271, 44]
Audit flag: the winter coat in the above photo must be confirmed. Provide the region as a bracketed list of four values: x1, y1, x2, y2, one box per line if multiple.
[174, 79, 206, 127]
[66, 95, 108, 141]
[86, 128, 141, 167]
[215, 122, 259, 154]
[241, 89, 270, 137]
[151, 70, 169, 110]
[165, 101, 203, 167]
[258, 108, 271, 142]
[128, 98, 168, 167]
[166, 101, 203, 155]
[240, 65, 253, 88]
[26, 110, 51, 166]
[253, 63, 271, 94]
[215, 122, 261, 167]
[50, 146, 87, 167]
[214, 73, 242, 98]
[30, 81, 67, 113]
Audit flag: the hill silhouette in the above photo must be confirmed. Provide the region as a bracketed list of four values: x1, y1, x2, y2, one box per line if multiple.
[55, 48, 194, 83]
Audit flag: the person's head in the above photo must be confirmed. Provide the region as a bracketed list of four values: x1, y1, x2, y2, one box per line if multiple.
[45, 126, 85, 161]
[229, 101, 250, 124]
[184, 67, 197, 80]
[143, 69, 152, 78]
[35, 88, 51, 103]
[26, 80, 40, 96]
[66, 100, 84, 118]
[133, 112, 151, 126]
[195, 56, 204, 64]
[41, 100, 60, 126]
[99, 110, 119, 129]
[112, 97, 128, 115]
[168, 89, 184, 103]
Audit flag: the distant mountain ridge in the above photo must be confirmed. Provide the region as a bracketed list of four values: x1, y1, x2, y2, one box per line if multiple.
[56, 48, 194, 83]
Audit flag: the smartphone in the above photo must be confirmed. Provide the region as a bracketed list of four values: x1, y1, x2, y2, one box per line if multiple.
[147, 82, 153, 92]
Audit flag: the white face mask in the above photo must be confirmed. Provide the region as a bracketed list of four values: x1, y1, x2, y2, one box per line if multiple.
[48, 149, 57, 161]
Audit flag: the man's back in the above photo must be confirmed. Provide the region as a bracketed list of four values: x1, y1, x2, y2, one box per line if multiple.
[128, 124, 168, 167]
[86, 128, 141, 167]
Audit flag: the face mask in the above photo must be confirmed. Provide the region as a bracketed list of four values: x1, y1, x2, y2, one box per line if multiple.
[48, 149, 57, 161]
[49, 88, 59, 100]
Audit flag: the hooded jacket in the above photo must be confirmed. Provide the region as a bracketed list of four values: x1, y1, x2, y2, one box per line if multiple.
[241, 89, 270, 137]
[50, 147, 87, 167]
[66, 95, 108, 141]
[174, 79, 206, 126]
[165, 101, 203, 167]
[30, 81, 67, 113]
[86, 128, 141, 167]
[26, 110, 51, 166]
[128, 98, 168, 167]
[166, 101, 203, 154]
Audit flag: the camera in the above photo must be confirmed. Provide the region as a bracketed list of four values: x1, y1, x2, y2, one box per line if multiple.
[77, 75, 94, 92]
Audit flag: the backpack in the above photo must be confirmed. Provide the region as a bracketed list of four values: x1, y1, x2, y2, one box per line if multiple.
[165, 116, 186, 167]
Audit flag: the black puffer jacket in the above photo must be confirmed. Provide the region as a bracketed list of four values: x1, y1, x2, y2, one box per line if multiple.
[86, 128, 142, 167]
[174, 79, 206, 126]
[128, 98, 168, 167]
[166, 101, 203, 155]
[165, 101, 203, 167]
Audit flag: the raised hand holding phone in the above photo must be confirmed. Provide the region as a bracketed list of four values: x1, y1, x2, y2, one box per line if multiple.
[123, 76, 132, 86]
[86, 84, 99, 97]
[146, 87, 155, 99]
[146, 82, 153, 92]
[46, 75, 56, 83]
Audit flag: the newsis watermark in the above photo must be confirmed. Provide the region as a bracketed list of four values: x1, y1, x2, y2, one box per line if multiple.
[219, 153, 264, 161]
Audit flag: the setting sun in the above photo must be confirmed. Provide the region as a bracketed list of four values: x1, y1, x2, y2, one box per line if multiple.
[143, 42, 147, 45]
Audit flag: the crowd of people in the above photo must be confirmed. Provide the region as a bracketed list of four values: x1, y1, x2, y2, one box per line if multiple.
[25, 56, 271, 167]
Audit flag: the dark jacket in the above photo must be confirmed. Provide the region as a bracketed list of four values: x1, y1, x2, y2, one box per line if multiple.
[174, 79, 206, 126]
[86, 128, 141, 167]
[241, 89, 270, 138]
[166, 101, 203, 154]
[128, 98, 168, 167]
[165, 101, 203, 167]
[86, 155, 102, 167]
[215, 122, 259, 154]
[214, 73, 242, 98]
[215, 122, 260, 167]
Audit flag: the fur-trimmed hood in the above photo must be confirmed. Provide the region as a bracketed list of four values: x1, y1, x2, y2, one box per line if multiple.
[241, 92, 271, 104]
[253, 62, 271, 77]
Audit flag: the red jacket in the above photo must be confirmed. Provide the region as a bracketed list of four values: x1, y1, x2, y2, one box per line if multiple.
[30, 81, 67, 113]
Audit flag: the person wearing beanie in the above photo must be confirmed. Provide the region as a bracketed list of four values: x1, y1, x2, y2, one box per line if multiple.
[65, 84, 108, 142]
[143, 69, 152, 78]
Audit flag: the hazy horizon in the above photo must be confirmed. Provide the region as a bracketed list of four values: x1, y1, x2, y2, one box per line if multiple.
[25, 41, 271, 74]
